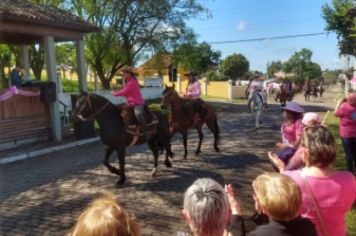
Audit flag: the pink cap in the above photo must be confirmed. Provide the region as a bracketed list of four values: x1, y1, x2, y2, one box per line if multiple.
[302, 112, 321, 125]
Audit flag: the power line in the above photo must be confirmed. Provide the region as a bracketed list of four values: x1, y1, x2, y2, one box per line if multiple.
[208, 32, 328, 44]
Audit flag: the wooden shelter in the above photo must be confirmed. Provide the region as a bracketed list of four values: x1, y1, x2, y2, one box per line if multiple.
[0, 0, 98, 144]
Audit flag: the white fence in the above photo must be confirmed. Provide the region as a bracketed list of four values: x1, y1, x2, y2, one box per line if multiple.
[58, 86, 163, 112]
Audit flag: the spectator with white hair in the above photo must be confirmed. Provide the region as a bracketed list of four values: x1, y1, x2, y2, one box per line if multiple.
[182, 178, 238, 236]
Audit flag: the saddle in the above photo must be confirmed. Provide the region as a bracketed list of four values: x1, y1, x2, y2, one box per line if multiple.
[118, 104, 158, 137]
[183, 98, 207, 126]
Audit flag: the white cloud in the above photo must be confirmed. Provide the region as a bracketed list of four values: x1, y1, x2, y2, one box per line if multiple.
[236, 21, 246, 31]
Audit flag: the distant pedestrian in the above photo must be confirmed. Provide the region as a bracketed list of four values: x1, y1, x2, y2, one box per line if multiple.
[335, 89, 356, 172]
[10, 65, 23, 87]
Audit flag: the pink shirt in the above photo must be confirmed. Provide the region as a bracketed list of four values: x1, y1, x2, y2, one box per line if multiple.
[111, 78, 144, 107]
[249, 80, 263, 91]
[335, 102, 356, 138]
[281, 119, 303, 145]
[284, 170, 356, 236]
[185, 81, 201, 99]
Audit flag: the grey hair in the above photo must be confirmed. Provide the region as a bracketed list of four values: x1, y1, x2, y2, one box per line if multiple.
[183, 178, 229, 236]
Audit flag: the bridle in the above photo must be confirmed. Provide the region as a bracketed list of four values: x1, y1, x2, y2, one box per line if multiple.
[76, 94, 110, 121]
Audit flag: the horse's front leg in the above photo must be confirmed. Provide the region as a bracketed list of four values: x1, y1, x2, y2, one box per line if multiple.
[183, 131, 188, 159]
[195, 126, 204, 156]
[103, 146, 120, 175]
[116, 148, 126, 186]
[147, 140, 160, 177]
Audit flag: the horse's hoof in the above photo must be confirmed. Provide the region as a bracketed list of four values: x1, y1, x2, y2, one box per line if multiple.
[214, 146, 220, 152]
[169, 151, 174, 159]
[151, 168, 158, 177]
[183, 155, 187, 160]
[165, 161, 172, 168]
[116, 178, 125, 187]
[195, 151, 200, 156]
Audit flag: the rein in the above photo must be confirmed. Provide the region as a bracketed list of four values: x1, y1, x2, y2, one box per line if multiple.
[77, 95, 111, 121]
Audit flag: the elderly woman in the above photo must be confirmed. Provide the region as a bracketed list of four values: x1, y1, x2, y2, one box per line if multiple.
[226, 173, 317, 236]
[182, 178, 237, 236]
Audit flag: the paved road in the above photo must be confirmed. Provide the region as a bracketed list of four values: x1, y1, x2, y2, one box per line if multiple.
[0, 91, 333, 236]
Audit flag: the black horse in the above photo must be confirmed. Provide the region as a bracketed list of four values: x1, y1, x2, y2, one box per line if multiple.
[72, 91, 173, 185]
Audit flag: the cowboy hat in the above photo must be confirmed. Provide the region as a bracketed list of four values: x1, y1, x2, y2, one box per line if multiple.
[120, 66, 138, 75]
[282, 101, 305, 113]
[184, 71, 198, 76]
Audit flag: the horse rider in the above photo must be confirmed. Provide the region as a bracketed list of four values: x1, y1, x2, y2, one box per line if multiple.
[246, 75, 263, 98]
[281, 80, 292, 97]
[184, 71, 205, 122]
[111, 66, 150, 140]
[247, 75, 266, 110]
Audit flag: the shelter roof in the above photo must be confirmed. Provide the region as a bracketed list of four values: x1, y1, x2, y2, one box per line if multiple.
[0, 0, 99, 44]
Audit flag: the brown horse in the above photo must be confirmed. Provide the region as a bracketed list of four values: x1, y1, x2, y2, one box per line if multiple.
[72, 91, 173, 186]
[160, 84, 220, 159]
[274, 85, 293, 106]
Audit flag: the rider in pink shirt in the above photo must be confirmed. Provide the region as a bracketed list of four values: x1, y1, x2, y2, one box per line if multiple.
[184, 71, 205, 121]
[185, 79, 201, 99]
[111, 66, 149, 139]
[111, 78, 144, 107]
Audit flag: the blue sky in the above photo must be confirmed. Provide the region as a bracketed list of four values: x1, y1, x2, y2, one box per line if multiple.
[187, 0, 353, 72]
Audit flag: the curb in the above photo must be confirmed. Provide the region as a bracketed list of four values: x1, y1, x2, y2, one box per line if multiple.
[0, 137, 100, 164]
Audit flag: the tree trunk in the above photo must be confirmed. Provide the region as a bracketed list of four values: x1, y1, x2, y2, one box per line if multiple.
[99, 75, 111, 90]
[30, 44, 44, 81]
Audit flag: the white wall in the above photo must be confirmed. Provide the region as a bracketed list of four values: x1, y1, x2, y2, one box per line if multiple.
[58, 86, 163, 111]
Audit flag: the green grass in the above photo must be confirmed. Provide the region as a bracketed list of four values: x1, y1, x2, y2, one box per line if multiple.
[62, 79, 97, 92]
[325, 113, 356, 236]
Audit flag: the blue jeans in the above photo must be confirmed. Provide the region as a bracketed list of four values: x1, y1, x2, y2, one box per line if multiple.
[341, 137, 356, 172]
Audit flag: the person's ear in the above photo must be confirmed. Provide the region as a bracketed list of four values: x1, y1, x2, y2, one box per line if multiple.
[301, 147, 310, 164]
[182, 209, 190, 224]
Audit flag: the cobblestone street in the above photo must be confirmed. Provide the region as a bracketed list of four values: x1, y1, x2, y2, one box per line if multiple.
[0, 93, 333, 236]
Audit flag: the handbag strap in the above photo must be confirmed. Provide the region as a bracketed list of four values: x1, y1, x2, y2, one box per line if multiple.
[300, 171, 329, 236]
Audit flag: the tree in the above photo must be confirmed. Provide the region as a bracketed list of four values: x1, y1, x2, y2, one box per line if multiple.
[56, 43, 76, 80]
[172, 41, 221, 75]
[0, 44, 13, 88]
[282, 48, 321, 82]
[69, 0, 207, 89]
[322, 70, 340, 85]
[322, 0, 356, 56]
[220, 53, 249, 81]
[267, 61, 283, 78]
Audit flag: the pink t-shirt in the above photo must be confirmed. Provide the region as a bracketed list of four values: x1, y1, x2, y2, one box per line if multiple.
[284, 170, 356, 236]
[281, 119, 303, 145]
[111, 77, 144, 107]
[185, 81, 201, 99]
[335, 102, 356, 138]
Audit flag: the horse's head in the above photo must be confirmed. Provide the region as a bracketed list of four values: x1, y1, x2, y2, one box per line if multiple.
[160, 84, 177, 109]
[72, 90, 95, 122]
